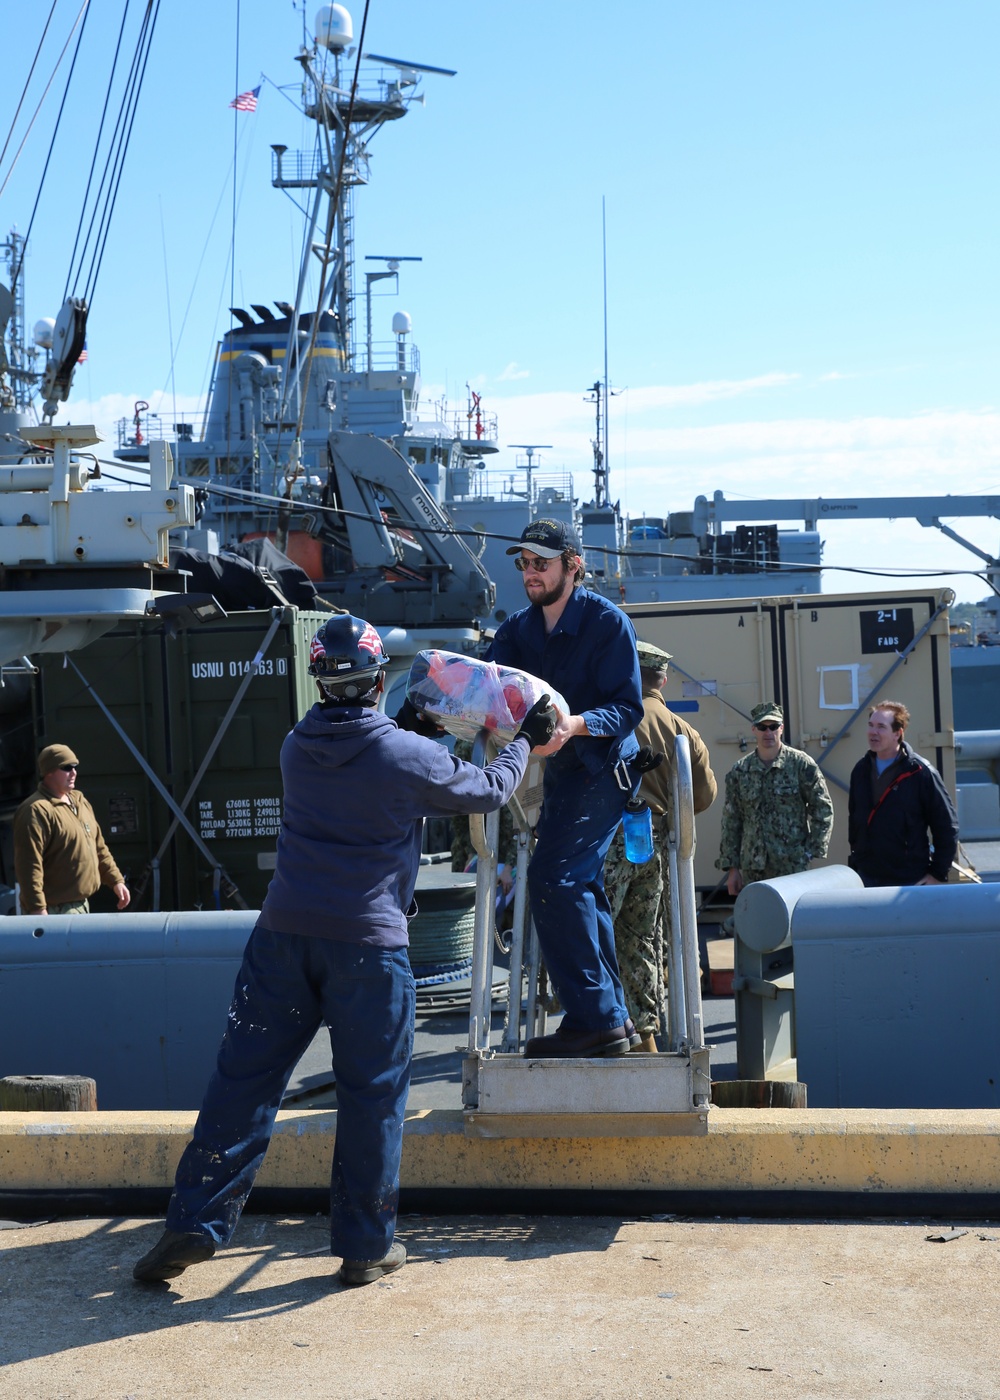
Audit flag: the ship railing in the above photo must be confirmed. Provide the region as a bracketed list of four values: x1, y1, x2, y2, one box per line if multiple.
[115, 411, 210, 453]
[355, 339, 420, 375]
[448, 406, 498, 447]
[447, 467, 575, 508]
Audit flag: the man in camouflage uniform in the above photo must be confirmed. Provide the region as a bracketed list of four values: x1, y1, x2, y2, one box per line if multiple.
[605, 642, 717, 1050]
[717, 701, 834, 898]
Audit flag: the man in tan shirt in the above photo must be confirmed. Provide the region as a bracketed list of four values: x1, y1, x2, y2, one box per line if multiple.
[14, 743, 130, 915]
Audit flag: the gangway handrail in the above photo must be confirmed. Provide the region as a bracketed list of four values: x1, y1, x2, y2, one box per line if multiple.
[466, 729, 499, 1053]
[466, 729, 540, 1055]
[670, 734, 706, 1060]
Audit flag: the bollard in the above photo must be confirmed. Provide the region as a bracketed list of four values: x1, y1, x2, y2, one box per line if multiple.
[0, 1074, 97, 1111]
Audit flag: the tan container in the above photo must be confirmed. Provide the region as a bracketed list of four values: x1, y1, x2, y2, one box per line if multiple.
[625, 587, 955, 891]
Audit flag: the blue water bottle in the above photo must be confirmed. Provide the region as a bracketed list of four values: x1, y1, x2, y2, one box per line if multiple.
[622, 800, 654, 864]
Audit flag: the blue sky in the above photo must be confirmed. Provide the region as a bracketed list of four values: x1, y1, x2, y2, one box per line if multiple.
[3, 0, 999, 602]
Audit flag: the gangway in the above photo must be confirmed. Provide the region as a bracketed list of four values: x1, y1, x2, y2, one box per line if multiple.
[460, 734, 711, 1130]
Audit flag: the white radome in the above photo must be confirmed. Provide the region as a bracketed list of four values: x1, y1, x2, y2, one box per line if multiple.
[315, 5, 353, 51]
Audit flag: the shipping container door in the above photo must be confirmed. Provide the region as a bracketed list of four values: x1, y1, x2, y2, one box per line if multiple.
[36, 624, 172, 907]
[625, 598, 783, 889]
[776, 588, 955, 869]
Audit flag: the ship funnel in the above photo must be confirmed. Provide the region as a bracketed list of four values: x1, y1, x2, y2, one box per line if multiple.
[315, 4, 353, 51]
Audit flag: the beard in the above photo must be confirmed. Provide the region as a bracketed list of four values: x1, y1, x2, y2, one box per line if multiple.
[523, 563, 574, 608]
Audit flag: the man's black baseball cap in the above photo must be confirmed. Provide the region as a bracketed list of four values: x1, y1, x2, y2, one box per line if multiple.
[505, 518, 582, 559]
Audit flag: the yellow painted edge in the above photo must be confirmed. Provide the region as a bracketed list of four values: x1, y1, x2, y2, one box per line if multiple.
[3, 1108, 1000, 1195]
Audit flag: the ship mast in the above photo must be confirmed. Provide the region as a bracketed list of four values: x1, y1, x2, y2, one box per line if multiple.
[585, 198, 614, 509]
[268, 6, 454, 548]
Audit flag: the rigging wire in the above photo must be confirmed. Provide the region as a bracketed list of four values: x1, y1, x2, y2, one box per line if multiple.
[8, 0, 94, 298]
[159, 196, 177, 435]
[80, 0, 163, 307]
[178, 475, 1000, 587]
[0, 0, 64, 192]
[223, 0, 243, 541]
[63, 0, 133, 303]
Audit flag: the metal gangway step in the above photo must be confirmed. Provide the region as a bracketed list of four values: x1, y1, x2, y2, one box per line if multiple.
[461, 733, 711, 1134]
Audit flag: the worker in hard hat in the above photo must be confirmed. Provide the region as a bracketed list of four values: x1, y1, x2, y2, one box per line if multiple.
[134, 613, 555, 1288]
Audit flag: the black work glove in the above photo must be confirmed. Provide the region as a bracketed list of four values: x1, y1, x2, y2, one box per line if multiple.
[633, 745, 665, 773]
[394, 697, 445, 738]
[515, 694, 557, 750]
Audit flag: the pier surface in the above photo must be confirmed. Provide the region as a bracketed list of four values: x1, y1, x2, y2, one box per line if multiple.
[3, 1205, 999, 1398]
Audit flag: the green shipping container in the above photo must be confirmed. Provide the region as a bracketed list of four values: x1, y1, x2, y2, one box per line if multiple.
[34, 607, 330, 911]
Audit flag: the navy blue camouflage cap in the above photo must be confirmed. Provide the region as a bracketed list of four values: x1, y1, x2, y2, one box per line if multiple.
[636, 640, 672, 672]
[751, 701, 783, 725]
[505, 518, 581, 558]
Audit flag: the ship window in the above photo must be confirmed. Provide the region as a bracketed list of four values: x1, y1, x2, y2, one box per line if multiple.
[408, 446, 427, 465]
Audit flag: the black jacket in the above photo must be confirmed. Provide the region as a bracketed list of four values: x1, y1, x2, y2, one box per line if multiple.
[847, 740, 958, 887]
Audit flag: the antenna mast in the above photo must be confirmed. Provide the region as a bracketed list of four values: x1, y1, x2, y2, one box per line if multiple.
[601, 196, 610, 505]
[584, 380, 606, 507]
[584, 199, 616, 508]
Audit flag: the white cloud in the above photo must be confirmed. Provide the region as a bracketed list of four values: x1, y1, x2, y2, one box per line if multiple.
[496, 361, 530, 382]
[620, 372, 801, 412]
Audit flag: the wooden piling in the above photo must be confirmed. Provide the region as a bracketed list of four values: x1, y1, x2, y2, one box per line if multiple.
[711, 1079, 807, 1109]
[0, 1075, 98, 1111]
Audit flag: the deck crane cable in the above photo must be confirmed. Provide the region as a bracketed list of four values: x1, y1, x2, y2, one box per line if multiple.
[6, 0, 94, 300]
[62, 0, 135, 303]
[0, 0, 63, 197]
[70, 0, 164, 308]
[84, 3, 161, 304]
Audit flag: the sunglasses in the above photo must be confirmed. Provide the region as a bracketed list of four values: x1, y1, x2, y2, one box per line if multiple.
[515, 555, 555, 573]
[59, 764, 78, 772]
[755, 722, 781, 732]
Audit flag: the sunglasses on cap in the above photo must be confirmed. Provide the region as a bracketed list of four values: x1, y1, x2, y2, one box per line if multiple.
[59, 763, 78, 771]
[515, 555, 555, 573]
[755, 722, 781, 732]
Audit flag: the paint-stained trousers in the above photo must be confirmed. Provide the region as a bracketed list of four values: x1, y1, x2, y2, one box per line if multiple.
[529, 761, 631, 1032]
[166, 924, 415, 1262]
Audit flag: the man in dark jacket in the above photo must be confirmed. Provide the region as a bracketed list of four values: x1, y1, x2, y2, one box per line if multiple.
[487, 519, 643, 1058]
[134, 615, 553, 1288]
[848, 699, 958, 887]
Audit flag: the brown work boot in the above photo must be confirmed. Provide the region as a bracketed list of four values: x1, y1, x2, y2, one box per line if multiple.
[631, 1033, 659, 1053]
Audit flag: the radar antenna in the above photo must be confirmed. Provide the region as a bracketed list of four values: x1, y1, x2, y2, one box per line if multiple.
[508, 444, 552, 510]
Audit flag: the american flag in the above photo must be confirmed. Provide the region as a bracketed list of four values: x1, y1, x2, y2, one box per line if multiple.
[77, 343, 88, 364]
[229, 85, 260, 112]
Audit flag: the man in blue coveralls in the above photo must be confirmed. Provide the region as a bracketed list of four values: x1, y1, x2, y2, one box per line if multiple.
[488, 519, 644, 1058]
[133, 614, 555, 1288]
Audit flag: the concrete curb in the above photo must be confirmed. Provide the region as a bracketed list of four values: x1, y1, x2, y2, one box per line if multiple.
[3, 1107, 1000, 1204]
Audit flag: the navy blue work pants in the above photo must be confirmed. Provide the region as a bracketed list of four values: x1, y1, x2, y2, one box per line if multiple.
[166, 925, 415, 1262]
[528, 762, 630, 1032]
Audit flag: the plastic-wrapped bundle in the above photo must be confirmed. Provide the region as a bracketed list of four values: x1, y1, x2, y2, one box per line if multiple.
[406, 650, 566, 745]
